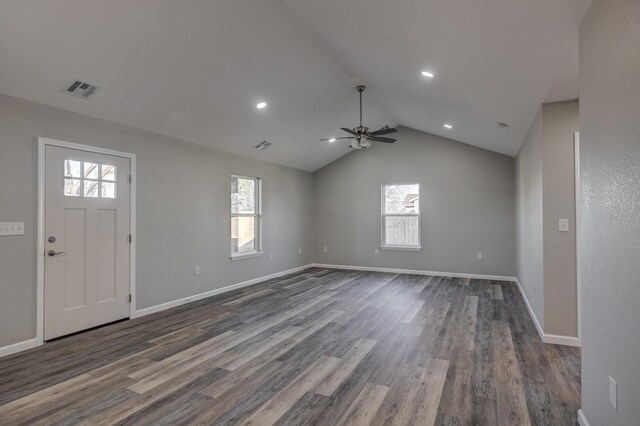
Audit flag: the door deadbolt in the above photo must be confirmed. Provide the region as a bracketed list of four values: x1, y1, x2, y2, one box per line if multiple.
[48, 236, 56, 243]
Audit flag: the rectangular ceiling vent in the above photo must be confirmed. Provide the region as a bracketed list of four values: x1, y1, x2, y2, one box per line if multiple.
[65, 80, 99, 99]
[254, 140, 273, 151]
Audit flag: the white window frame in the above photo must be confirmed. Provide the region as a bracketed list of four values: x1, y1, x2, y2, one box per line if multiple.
[381, 183, 422, 251]
[230, 174, 263, 260]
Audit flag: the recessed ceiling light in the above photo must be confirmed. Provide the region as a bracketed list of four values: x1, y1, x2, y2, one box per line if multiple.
[256, 101, 267, 109]
[421, 71, 435, 78]
[444, 123, 453, 129]
[328, 138, 336, 142]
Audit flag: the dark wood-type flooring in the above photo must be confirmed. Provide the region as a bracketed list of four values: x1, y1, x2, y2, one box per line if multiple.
[0, 268, 581, 425]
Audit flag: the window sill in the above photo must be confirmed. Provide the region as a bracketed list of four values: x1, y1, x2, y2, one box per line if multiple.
[230, 251, 264, 261]
[380, 246, 423, 252]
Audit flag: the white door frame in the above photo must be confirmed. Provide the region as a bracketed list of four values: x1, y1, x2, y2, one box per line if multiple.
[37, 137, 136, 344]
[574, 132, 581, 346]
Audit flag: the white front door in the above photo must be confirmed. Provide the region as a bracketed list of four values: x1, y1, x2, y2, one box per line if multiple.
[44, 145, 131, 340]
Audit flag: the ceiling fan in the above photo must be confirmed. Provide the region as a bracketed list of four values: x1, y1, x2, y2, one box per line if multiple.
[321, 85, 398, 149]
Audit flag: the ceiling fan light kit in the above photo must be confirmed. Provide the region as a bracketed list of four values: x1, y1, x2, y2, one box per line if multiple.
[321, 85, 398, 149]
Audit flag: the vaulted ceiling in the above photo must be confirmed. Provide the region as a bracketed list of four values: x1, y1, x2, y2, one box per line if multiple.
[0, 0, 590, 171]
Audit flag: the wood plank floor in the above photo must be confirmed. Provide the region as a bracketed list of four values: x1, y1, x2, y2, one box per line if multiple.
[0, 268, 581, 425]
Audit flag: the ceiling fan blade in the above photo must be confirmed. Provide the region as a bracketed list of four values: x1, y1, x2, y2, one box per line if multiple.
[340, 127, 358, 136]
[369, 136, 396, 143]
[320, 137, 355, 141]
[369, 126, 398, 136]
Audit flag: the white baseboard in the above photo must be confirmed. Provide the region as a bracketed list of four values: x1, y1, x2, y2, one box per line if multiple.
[514, 278, 546, 341]
[577, 409, 590, 426]
[0, 337, 41, 359]
[543, 333, 580, 347]
[311, 263, 516, 282]
[0, 264, 313, 359]
[515, 278, 581, 347]
[133, 264, 313, 318]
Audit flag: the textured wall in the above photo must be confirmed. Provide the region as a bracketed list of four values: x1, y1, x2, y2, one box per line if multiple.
[0, 94, 314, 347]
[313, 126, 516, 277]
[515, 110, 545, 329]
[579, 0, 640, 424]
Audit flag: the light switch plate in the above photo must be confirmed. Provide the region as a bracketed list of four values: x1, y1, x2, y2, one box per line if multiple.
[559, 218, 569, 232]
[0, 222, 24, 236]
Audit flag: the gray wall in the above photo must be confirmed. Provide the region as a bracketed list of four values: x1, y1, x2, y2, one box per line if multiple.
[313, 126, 516, 277]
[542, 100, 579, 337]
[579, 0, 640, 424]
[515, 100, 579, 338]
[0, 94, 314, 348]
[515, 110, 545, 329]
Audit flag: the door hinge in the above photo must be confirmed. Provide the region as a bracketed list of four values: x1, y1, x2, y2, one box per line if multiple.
[128, 234, 132, 243]
[129, 294, 132, 303]
[128, 174, 132, 184]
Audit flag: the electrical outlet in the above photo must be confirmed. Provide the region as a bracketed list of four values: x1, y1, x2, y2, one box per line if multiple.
[323, 246, 328, 253]
[477, 253, 483, 261]
[375, 248, 379, 255]
[298, 248, 302, 255]
[194, 266, 200, 276]
[609, 376, 617, 410]
[269, 253, 273, 261]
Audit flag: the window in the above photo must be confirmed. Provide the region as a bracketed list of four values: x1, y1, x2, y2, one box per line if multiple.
[64, 160, 117, 199]
[381, 183, 421, 250]
[231, 175, 262, 259]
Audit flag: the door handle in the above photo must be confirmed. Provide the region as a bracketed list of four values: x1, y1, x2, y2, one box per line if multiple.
[48, 250, 66, 257]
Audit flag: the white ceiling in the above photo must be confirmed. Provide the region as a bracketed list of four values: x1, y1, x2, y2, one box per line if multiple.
[0, 0, 590, 171]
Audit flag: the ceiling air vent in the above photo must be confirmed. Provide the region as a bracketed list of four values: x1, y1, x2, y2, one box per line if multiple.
[254, 140, 273, 151]
[65, 80, 99, 99]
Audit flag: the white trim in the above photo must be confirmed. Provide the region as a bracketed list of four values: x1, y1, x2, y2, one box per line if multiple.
[36, 140, 46, 350]
[230, 251, 264, 261]
[574, 132, 582, 346]
[132, 264, 313, 318]
[230, 174, 262, 257]
[515, 278, 581, 347]
[37, 137, 137, 343]
[0, 338, 41, 359]
[577, 409, 591, 426]
[380, 246, 423, 252]
[3, 263, 313, 357]
[543, 333, 580, 346]
[311, 263, 516, 282]
[381, 183, 422, 250]
[514, 278, 546, 341]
